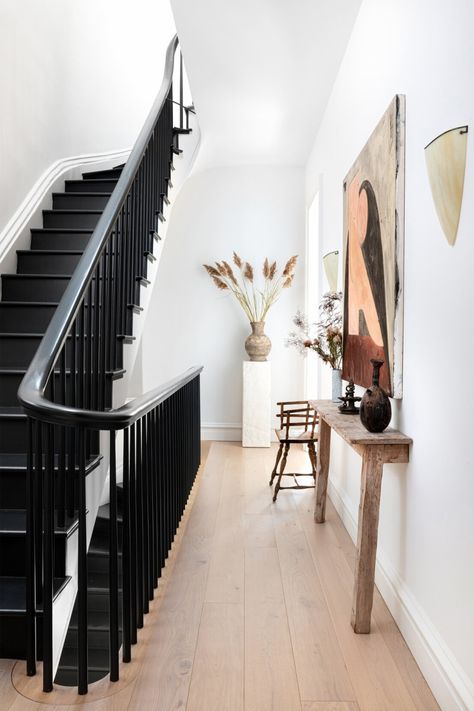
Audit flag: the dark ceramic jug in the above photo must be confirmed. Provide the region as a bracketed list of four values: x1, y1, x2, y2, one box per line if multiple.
[359, 359, 392, 433]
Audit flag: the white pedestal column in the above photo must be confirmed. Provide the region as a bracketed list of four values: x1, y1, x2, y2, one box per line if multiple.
[242, 361, 271, 447]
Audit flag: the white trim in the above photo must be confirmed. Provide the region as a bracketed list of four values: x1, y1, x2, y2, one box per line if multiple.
[0, 147, 130, 263]
[328, 479, 474, 711]
[201, 422, 242, 441]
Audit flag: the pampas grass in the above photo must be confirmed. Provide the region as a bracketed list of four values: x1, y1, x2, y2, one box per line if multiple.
[203, 254, 298, 322]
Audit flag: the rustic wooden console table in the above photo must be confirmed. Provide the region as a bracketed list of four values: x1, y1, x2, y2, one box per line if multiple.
[309, 400, 412, 634]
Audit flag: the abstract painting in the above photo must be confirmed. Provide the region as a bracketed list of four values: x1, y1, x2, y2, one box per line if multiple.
[342, 95, 405, 398]
[425, 125, 468, 246]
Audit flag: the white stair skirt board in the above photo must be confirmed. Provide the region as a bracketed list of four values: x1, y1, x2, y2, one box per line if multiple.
[242, 361, 271, 447]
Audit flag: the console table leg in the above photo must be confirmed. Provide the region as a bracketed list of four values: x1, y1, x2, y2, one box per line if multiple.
[351, 447, 384, 633]
[314, 418, 331, 523]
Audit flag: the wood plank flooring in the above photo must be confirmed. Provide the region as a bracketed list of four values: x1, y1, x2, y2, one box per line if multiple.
[0, 441, 439, 711]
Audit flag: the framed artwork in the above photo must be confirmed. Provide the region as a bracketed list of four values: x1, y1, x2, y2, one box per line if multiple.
[342, 95, 405, 398]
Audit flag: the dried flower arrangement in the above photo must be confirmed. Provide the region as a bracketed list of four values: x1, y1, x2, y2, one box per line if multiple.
[286, 291, 343, 369]
[203, 252, 298, 322]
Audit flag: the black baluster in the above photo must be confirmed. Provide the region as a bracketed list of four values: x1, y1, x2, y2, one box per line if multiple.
[109, 430, 119, 681]
[77, 427, 88, 695]
[42, 423, 54, 692]
[122, 427, 132, 662]
[26, 418, 36, 677]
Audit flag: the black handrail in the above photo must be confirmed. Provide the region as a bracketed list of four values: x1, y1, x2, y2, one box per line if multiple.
[17, 35, 180, 424]
[16, 33, 203, 696]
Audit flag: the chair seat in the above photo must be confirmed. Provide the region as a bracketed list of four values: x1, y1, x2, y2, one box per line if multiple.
[275, 428, 319, 444]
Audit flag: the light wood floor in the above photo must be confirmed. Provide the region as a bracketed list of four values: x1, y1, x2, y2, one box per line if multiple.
[1, 441, 440, 711]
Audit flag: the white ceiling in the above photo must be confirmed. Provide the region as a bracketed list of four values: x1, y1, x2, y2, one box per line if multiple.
[171, 0, 362, 168]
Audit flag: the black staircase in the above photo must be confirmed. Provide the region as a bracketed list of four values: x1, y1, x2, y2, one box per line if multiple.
[0, 35, 202, 696]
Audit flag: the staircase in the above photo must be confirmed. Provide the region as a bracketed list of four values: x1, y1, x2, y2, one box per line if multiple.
[0, 164, 130, 661]
[2, 35, 202, 696]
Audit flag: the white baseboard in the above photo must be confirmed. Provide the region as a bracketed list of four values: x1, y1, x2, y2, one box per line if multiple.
[201, 422, 242, 441]
[0, 147, 130, 269]
[328, 480, 474, 711]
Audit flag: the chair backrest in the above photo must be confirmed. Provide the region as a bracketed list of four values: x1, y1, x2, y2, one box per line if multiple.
[276, 401, 318, 439]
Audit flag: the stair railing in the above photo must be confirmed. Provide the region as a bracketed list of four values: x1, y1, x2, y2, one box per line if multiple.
[17, 35, 202, 695]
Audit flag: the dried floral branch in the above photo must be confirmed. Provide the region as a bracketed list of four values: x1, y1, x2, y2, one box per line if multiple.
[286, 292, 343, 369]
[203, 253, 298, 323]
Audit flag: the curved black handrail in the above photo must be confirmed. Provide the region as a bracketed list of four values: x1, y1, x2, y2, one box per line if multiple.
[18, 34, 187, 428]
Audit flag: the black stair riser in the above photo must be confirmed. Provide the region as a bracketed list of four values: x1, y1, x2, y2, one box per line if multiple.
[0, 615, 44, 660]
[88, 551, 123, 575]
[0, 335, 124, 370]
[0, 418, 28, 453]
[65, 180, 118, 194]
[0, 371, 114, 408]
[17, 252, 83, 275]
[2, 276, 70, 302]
[43, 211, 102, 229]
[30, 230, 92, 251]
[0, 304, 57, 332]
[0, 464, 100, 509]
[82, 168, 122, 180]
[3, 275, 145, 309]
[0, 535, 67, 577]
[0, 419, 100, 456]
[65, 627, 121, 650]
[52, 194, 111, 210]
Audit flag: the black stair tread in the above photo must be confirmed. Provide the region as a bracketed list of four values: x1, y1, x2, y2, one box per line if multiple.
[82, 168, 123, 180]
[51, 192, 112, 198]
[42, 209, 103, 215]
[65, 180, 118, 186]
[30, 228, 94, 234]
[0, 452, 102, 471]
[0, 509, 79, 536]
[0, 576, 70, 613]
[16, 250, 84, 256]
[0, 406, 24, 417]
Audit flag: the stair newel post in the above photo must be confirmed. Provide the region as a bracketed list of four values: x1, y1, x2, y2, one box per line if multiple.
[42, 422, 55, 692]
[26, 417, 37, 677]
[129, 423, 137, 644]
[77, 426, 88, 695]
[109, 430, 119, 681]
[122, 427, 132, 663]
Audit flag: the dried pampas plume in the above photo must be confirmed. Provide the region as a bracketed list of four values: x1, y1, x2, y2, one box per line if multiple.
[203, 264, 220, 278]
[283, 255, 298, 277]
[212, 276, 228, 290]
[244, 262, 254, 282]
[203, 251, 297, 322]
[233, 252, 243, 269]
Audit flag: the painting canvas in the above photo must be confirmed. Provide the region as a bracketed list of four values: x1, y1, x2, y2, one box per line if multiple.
[342, 95, 405, 398]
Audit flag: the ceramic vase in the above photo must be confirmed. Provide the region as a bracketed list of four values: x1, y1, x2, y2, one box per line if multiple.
[245, 321, 271, 361]
[359, 359, 392, 432]
[331, 368, 342, 403]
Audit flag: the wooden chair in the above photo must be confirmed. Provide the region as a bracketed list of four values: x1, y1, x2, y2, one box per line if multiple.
[269, 401, 319, 502]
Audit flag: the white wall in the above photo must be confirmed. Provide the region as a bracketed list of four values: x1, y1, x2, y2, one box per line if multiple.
[0, 0, 176, 234]
[306, 1, 474, 708]
[140, 165, 306, 437]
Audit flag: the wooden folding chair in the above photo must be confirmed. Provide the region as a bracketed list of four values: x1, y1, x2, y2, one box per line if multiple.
[269, 401, 319, 502]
